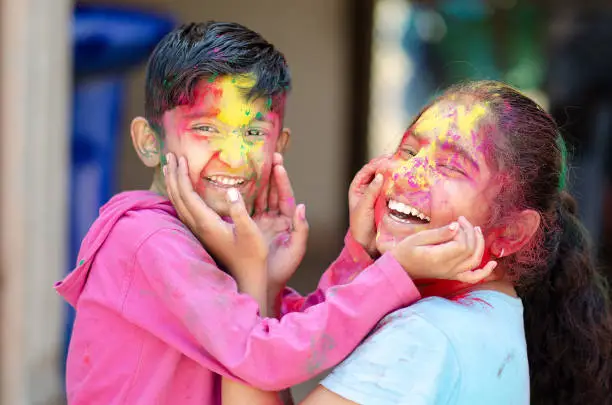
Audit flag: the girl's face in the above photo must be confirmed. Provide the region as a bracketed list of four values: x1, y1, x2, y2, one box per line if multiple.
[375, 98, 500, 251]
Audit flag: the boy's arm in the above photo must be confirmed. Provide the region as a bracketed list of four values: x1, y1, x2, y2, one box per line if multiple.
[126, 227, 420, 391]
[279, 231, 374, 316]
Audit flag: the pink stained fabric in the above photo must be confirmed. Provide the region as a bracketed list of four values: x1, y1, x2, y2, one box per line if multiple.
[56, 190, 420, 404]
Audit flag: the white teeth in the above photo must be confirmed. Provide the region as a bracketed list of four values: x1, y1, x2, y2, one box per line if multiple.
[208, 175, 245, 186]
[387, 200, 430, 222]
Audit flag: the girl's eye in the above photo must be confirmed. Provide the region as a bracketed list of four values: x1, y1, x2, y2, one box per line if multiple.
[246, 128, 266, 137]
[398, 148, 416, 160]
[438, 164, 466, 176]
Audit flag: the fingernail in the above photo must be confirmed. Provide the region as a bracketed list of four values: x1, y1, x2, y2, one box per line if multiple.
[374, 173, 383, 183]
[449, 222, 459, 231]
[166, 153, 172, 163]
[475, 226, 481, 234]
[162, 166, 168, 177]
[298, 204, 306, 220]
[227, 188, 240, 203]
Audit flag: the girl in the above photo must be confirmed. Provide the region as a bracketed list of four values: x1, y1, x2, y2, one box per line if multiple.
[222, 81, 612, 404]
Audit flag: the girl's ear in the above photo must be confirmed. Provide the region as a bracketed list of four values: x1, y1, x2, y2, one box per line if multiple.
[490, 209, 541, 257]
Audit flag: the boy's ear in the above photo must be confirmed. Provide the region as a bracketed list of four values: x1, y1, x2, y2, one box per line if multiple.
[131, 117, 161, 167]
[275, 127, 290, 154]
[489, 209, 541, 257]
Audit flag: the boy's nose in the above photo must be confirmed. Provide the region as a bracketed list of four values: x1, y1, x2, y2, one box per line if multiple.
[217, 135, 249, 168]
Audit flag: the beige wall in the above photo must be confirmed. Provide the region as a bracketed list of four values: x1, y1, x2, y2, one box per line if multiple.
[79, 0, 353, 399]
[0, 0, 71, 403]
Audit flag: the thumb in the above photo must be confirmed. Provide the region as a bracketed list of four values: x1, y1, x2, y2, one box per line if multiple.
[226, 188, 257, 236]
[288, 204, 309, 259]
[404, 222, 459, 246]
[356, 173, 384, 213]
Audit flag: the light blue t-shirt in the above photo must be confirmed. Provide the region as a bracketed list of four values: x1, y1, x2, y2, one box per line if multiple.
[321, 290, 529, 405]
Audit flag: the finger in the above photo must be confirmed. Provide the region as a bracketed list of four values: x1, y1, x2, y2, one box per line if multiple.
[166, 154, 195, 225]
[358, 173, 384, 210]
[458, 216, 476, 256]
[287, 204, 309, 261]
[274, 165, 296, 216]
[268, 165, 280, 213]
[403, 222, 459, 246]
[348, 156, 389, 209]
[253, 173, 271, 215]
[454, 261, 497, 284]
[464, 225, 486, 271]
[273, 152, 284, 166]
[176, 156, 226, 234]
[254, 153, 284, 215]
[226, 188, 259, 237]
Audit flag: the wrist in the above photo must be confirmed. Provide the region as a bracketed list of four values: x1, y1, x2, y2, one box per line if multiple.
[267, 284, 284, 318]
[389, 249, 423, 280]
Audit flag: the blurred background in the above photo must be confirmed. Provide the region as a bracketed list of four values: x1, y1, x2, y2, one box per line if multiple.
[1, 0, 612, 403]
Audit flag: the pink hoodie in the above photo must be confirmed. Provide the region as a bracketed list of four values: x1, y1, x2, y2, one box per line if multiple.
[56, 191, 420, 405]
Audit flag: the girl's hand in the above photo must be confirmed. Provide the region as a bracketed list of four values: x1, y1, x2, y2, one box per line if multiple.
[348, 156, 390, 257]
[165, 153, 268, 285]
[380, 216, 498, 283]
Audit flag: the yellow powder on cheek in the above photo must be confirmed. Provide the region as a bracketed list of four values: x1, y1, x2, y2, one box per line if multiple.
[215, 73, 258, 127]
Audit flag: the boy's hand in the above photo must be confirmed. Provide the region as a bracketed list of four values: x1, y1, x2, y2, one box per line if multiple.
[165, 153, 268, 285]
[348, 156, 389, 257]
[379, 216, 498, 284]
[254, 156, 309, 295]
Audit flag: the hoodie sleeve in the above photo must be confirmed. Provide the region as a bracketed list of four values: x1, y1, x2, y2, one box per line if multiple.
[124, 227, 420, 391]
[280, 231, 376, 315]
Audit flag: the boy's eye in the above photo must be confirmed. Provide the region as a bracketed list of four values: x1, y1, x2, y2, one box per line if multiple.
[246, 128, 266, 137]
[193, 125, 218, 133]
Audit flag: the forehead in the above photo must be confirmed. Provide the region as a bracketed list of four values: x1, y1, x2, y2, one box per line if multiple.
[168, 73, 279, 127]
[410, 97, 491, 150]
[190, 74, 267, 109]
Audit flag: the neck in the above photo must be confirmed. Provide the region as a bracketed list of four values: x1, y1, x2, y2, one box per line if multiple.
[416, 277, 516, 299]
[150, 167, 167, 196]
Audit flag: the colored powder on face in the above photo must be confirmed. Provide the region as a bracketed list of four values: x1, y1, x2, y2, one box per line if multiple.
[215, 73, 258, 127]
[455, 103, 488, 138]
[388, 101, 489, 193]
[209, 132, 264, 168]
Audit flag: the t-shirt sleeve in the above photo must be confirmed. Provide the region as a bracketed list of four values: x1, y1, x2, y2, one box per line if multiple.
[321, 309, 461, 405]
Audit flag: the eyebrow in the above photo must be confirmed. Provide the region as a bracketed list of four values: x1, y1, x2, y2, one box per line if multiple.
[183, 110, 275, 125]
[407, 131, 480, 171]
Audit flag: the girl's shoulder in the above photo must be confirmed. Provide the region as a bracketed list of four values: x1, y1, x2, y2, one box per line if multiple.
[321, 291, 529, 405]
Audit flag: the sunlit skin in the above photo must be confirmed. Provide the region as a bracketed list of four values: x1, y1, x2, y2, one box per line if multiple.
[149, 73, 289, 216]
[374, 97, 499, 254]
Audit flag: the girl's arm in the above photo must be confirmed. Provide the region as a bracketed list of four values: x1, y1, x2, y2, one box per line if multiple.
[222, 271, 284, 405]
[299, 386, 357, 405]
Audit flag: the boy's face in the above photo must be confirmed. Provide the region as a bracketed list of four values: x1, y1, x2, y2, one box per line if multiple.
[160, 74, 289, 217]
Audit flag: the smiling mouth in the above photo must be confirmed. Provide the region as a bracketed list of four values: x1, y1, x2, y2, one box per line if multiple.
[204, 175, 248, 188]
[387, 199, 431, 224]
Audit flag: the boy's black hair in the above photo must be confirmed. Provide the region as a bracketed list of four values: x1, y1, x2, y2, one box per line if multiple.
[144, 21, 291, 131]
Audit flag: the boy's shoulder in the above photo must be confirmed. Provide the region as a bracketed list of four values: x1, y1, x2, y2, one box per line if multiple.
[92, 190, 197, 254]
